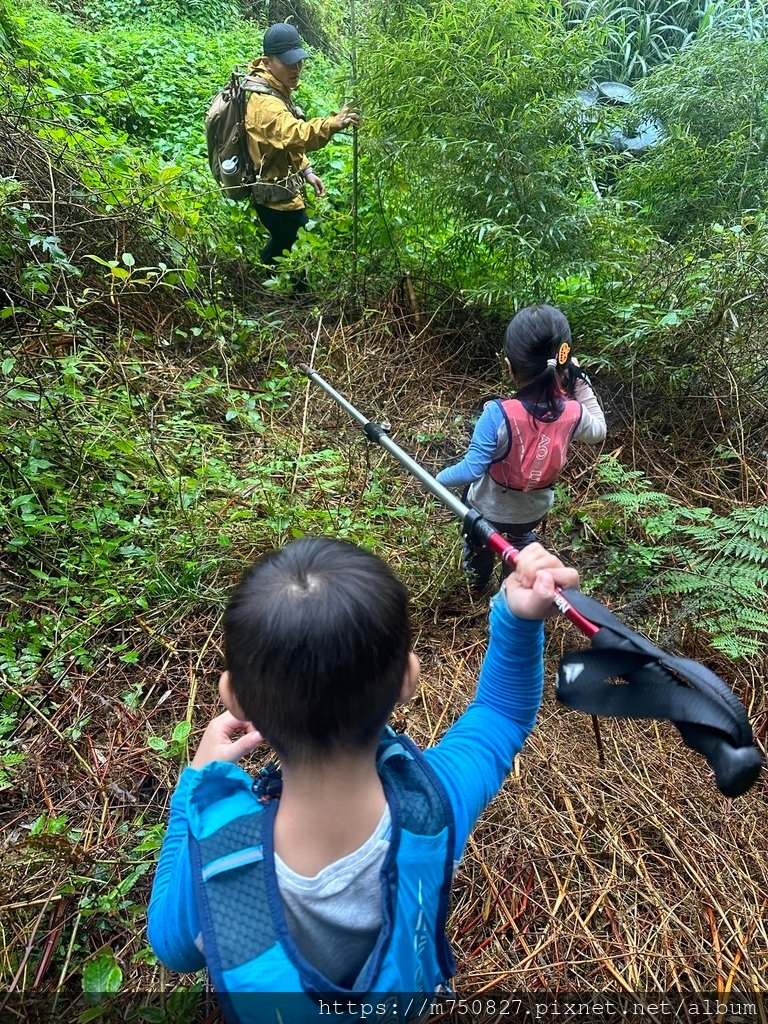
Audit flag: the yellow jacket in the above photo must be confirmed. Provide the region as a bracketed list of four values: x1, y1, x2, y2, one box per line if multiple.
[245, 61, 338, 211]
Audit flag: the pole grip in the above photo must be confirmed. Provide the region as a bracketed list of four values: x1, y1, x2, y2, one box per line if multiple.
[465, 513, 599, 637]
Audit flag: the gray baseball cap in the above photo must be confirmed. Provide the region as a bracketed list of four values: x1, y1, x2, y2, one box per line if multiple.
[263, 23, 309, 65]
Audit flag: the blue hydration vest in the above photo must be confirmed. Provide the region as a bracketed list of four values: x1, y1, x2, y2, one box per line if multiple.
[188, 728, 456, 1023]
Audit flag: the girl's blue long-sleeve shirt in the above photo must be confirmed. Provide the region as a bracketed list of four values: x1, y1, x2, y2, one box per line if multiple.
[147, 596, 544, 973]
[436, 401, 508, 490]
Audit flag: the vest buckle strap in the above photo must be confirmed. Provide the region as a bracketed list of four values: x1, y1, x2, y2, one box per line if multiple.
[253, 762, 283, 802]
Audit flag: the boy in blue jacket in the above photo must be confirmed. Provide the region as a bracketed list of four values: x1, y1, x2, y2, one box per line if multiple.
[148, 537, 579, 1022]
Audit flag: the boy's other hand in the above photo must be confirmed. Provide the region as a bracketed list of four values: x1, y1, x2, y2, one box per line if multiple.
[191, 711, 264, 769]
[503, 543, 579, 621]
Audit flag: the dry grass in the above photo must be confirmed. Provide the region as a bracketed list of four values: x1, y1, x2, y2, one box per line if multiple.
[315, 308, 768, 996]
[1, 297, 766, 1019]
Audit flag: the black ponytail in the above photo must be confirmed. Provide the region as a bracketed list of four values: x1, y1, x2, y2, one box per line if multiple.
[503, 304, 574, 420]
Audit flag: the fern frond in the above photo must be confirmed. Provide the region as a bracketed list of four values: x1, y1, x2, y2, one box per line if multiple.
[714, 535, 768, 566]
[595, 454, 653, 489]
[676, 523, 722, 544]
[710, 634, 767, 659]
[713, 608, 768, 633]
[732, 505, 768, 529]
[578, 458, 766, 660]
[604, 490, 670, 510]
[658, 568, 764, 602]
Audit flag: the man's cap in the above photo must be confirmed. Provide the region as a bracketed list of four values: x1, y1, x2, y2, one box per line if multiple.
[263, 23, 309, 65]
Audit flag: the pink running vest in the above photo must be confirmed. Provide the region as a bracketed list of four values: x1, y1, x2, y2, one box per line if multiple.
[488, 398, 583, 491]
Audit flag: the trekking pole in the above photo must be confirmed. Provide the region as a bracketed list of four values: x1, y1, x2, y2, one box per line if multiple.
[298, 363, 598, 634]
[298, 364, 763, 797]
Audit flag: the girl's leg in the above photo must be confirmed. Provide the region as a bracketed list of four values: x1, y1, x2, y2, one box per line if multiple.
[461, 530, 496, 593]
[460, 516, 538, 592]
[458, 496, 542, 593]
[459, 490, 498, 592]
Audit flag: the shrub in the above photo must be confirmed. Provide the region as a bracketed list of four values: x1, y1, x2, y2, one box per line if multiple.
[355, 0, 640, 306]
[617, 32, 768, 238]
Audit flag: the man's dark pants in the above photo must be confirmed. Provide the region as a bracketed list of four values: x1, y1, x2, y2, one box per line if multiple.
[255, 204, 309, 264]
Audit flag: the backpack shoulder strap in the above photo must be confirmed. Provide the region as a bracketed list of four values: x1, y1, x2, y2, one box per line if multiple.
[376, 728, 454, 838]
[561, 396, 584, 435]
[375, 728, 457, 982]
[241, 74, 302, 119]
[190, 798, 279, 1010]
[488, 397, 515, 467]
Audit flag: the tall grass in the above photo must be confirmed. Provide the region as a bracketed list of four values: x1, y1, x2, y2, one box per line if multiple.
[564, 0, 768, 80]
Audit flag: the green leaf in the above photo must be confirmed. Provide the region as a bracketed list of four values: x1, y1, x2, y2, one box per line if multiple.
[130, 1009, 166, 1023]
[7, 389, 40, 402]
[83, 254, 113, 267]
[82, 952, 122, 995]
[172, 720, 192, 744]
[78, 1007, 107, 1022]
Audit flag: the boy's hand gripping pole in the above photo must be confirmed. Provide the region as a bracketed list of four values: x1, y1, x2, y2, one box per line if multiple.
[298, 365, 763, 797]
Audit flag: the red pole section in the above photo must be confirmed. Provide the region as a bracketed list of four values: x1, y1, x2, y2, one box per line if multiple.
[486, 531, 600, 638]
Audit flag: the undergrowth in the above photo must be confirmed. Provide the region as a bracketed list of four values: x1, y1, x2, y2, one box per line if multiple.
[1, 0, 767, 1010]
[1, 343, 443, 685]
[1, 335, 447, 1007]
[561, 454, 768, 660]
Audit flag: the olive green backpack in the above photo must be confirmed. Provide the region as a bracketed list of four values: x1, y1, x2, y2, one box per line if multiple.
[205, 69, 306, 203]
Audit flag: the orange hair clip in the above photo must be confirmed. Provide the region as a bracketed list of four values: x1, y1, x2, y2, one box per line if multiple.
[557, 343, 571, 366]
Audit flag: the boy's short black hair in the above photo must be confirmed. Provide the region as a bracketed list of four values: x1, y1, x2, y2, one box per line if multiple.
[223, 537, 411, 764]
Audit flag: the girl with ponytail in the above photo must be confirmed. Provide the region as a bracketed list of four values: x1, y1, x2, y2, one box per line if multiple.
[436, 304, 606, 594]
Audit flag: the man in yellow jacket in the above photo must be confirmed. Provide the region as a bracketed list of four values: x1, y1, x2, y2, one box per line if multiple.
[246, 23, 359, 267]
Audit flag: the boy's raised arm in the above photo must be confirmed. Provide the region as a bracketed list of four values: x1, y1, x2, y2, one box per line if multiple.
[424, 546, 579, 861]
[147, 770, 206, 973]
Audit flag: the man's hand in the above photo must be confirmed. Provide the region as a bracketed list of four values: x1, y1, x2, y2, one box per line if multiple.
[503, 543, 579, 621]
[334, 103, 360, 131]
[305, 171, 326, 196]
[191, 711, 264, 770]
